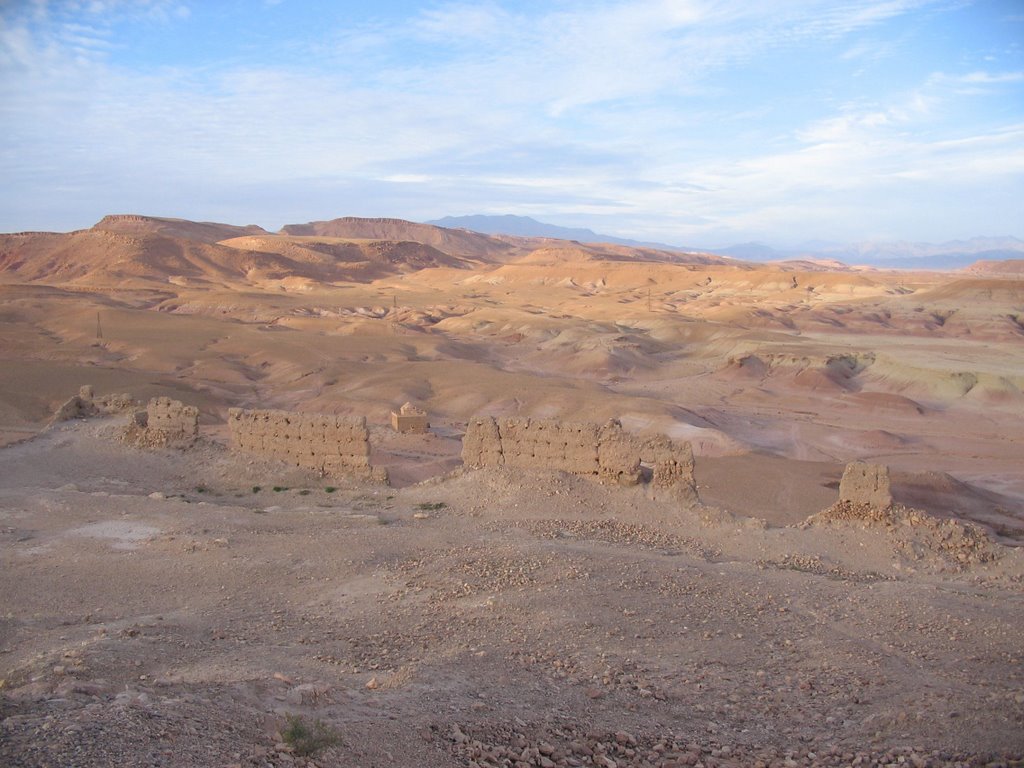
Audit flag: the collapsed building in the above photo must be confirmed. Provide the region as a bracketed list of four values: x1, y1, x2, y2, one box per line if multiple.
[51, 385, 135, 423]
[126, 397, 200, 447]
[227, 408, 387, 483]
[462, 415, 698, 502]
[839, 461, 893, 508]
[47, 387, 905, 514]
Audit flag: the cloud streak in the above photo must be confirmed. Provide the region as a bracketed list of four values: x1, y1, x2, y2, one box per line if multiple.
[0, 0, 1021, 245]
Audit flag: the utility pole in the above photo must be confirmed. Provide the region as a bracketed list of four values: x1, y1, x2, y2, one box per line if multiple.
[96, 312, 103, 340]
[647, 287, 652, 312]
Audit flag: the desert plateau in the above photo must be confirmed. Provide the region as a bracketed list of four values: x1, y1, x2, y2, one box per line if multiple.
[1, 214, 1023, 767]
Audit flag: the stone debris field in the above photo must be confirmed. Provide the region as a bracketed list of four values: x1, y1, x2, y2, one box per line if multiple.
[0, 409, 1021, 768]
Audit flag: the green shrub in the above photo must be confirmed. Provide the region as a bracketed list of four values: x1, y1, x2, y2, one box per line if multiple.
[281, 714, 340, 757]
[415, 501, 446, 511]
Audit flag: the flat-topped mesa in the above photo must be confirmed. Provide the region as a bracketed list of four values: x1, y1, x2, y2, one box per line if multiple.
[228, 408, 387, 483]
[839, 461, 892, 508]
[94, 214, 155, 226]
[463, 415, 697, 502]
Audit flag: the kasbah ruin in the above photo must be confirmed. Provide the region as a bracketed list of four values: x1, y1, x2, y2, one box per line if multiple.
[54, 384, 904, 525]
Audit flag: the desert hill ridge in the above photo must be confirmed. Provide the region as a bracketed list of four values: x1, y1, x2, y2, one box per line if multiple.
[278, 216, 736, 268]
[93, 213, 271, 243]
[0, 216, 506, 288]
[5, 213, 1021, 281]
[0, 214, 740, 289]
[279, 216, 522, 262]
[5, 213, 1023, 271]
[966, 258, 1024, 277]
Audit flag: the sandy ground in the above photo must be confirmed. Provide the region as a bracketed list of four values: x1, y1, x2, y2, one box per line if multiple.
[1, 417, 1022, 767]
[2, 219, 1023, 765]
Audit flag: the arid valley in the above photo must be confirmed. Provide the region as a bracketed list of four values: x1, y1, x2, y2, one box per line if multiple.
[1, 214, 1022, 767]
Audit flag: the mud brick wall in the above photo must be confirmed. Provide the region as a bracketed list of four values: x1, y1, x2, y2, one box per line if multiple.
[392, 402, 429, 434]
[641, 434, 696, 491]
[51, 394, 97, 422]
[839, 461, 892, 508]
[145, 397, 199, 444]
[52, 385, 137, 424]
[463, 416, 696, 497]
[228, 408, 382, 480]
[463, 415, 505, 468]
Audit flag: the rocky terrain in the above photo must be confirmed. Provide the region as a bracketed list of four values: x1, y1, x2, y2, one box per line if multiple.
[1, 214, 1022, 765]
[0, 416, 1022, 767]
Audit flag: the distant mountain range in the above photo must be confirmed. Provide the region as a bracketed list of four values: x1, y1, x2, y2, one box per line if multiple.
[714, 238, 1024, 269]
[427, 215, 1024, 269]
[4, 214, 1019, 291]
[0, 213, 728, 289]
[426, 215, 685, 252]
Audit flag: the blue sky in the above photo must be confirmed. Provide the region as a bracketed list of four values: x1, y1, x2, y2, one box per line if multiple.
[1, 0, 1022, 247]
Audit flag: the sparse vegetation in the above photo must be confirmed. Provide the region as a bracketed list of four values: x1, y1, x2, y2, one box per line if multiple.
[416, 501, 446, 511]
[281, 714, 340, 757]
[252, 486, 261, 493]
[195, 485, 207, 493]
[273, 486, 288, 492]
[298, 489, 311, 496]
[324, 486, 337, 493]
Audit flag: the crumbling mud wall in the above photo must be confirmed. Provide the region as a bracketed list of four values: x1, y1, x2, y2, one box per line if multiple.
[142, 397, 199, 446]
[463, 416, 697, 500]
[122, 397, 199, 448]
[839, 461, 892, 508]
[228, 408, 386, 482]
[640, 434, 696, 493]
[51, 385, 136, 424]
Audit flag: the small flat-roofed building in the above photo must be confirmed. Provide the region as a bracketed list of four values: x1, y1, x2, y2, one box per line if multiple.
[391, 402, 429, 433]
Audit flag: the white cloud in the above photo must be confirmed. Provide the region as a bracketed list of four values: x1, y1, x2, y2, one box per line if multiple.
[956, 70, 1024, 84]
[413, 2, 514, 42]
[0, 0, 1021, 243]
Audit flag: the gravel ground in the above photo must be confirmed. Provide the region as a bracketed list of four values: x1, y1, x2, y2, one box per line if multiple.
[1, 420, 1022, 767]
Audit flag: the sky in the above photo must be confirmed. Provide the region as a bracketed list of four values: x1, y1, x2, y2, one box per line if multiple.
[1, 0, 1022, 248]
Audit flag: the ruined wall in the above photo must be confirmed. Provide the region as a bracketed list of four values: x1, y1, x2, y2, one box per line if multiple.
[52, 393, 96, 423]
[51, 385, 136, 424]
[121, 397, 198, 447]
[143, 397, 199, 445]
[391, 402, 429, 434]
[228, 408, 385, 482]
[463, 416, 696, 499]
[839, 461, 892, 508]
[640, 434, 696, 493]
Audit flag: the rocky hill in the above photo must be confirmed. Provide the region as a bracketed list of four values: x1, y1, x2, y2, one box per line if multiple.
[279, 217, 522, 262]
